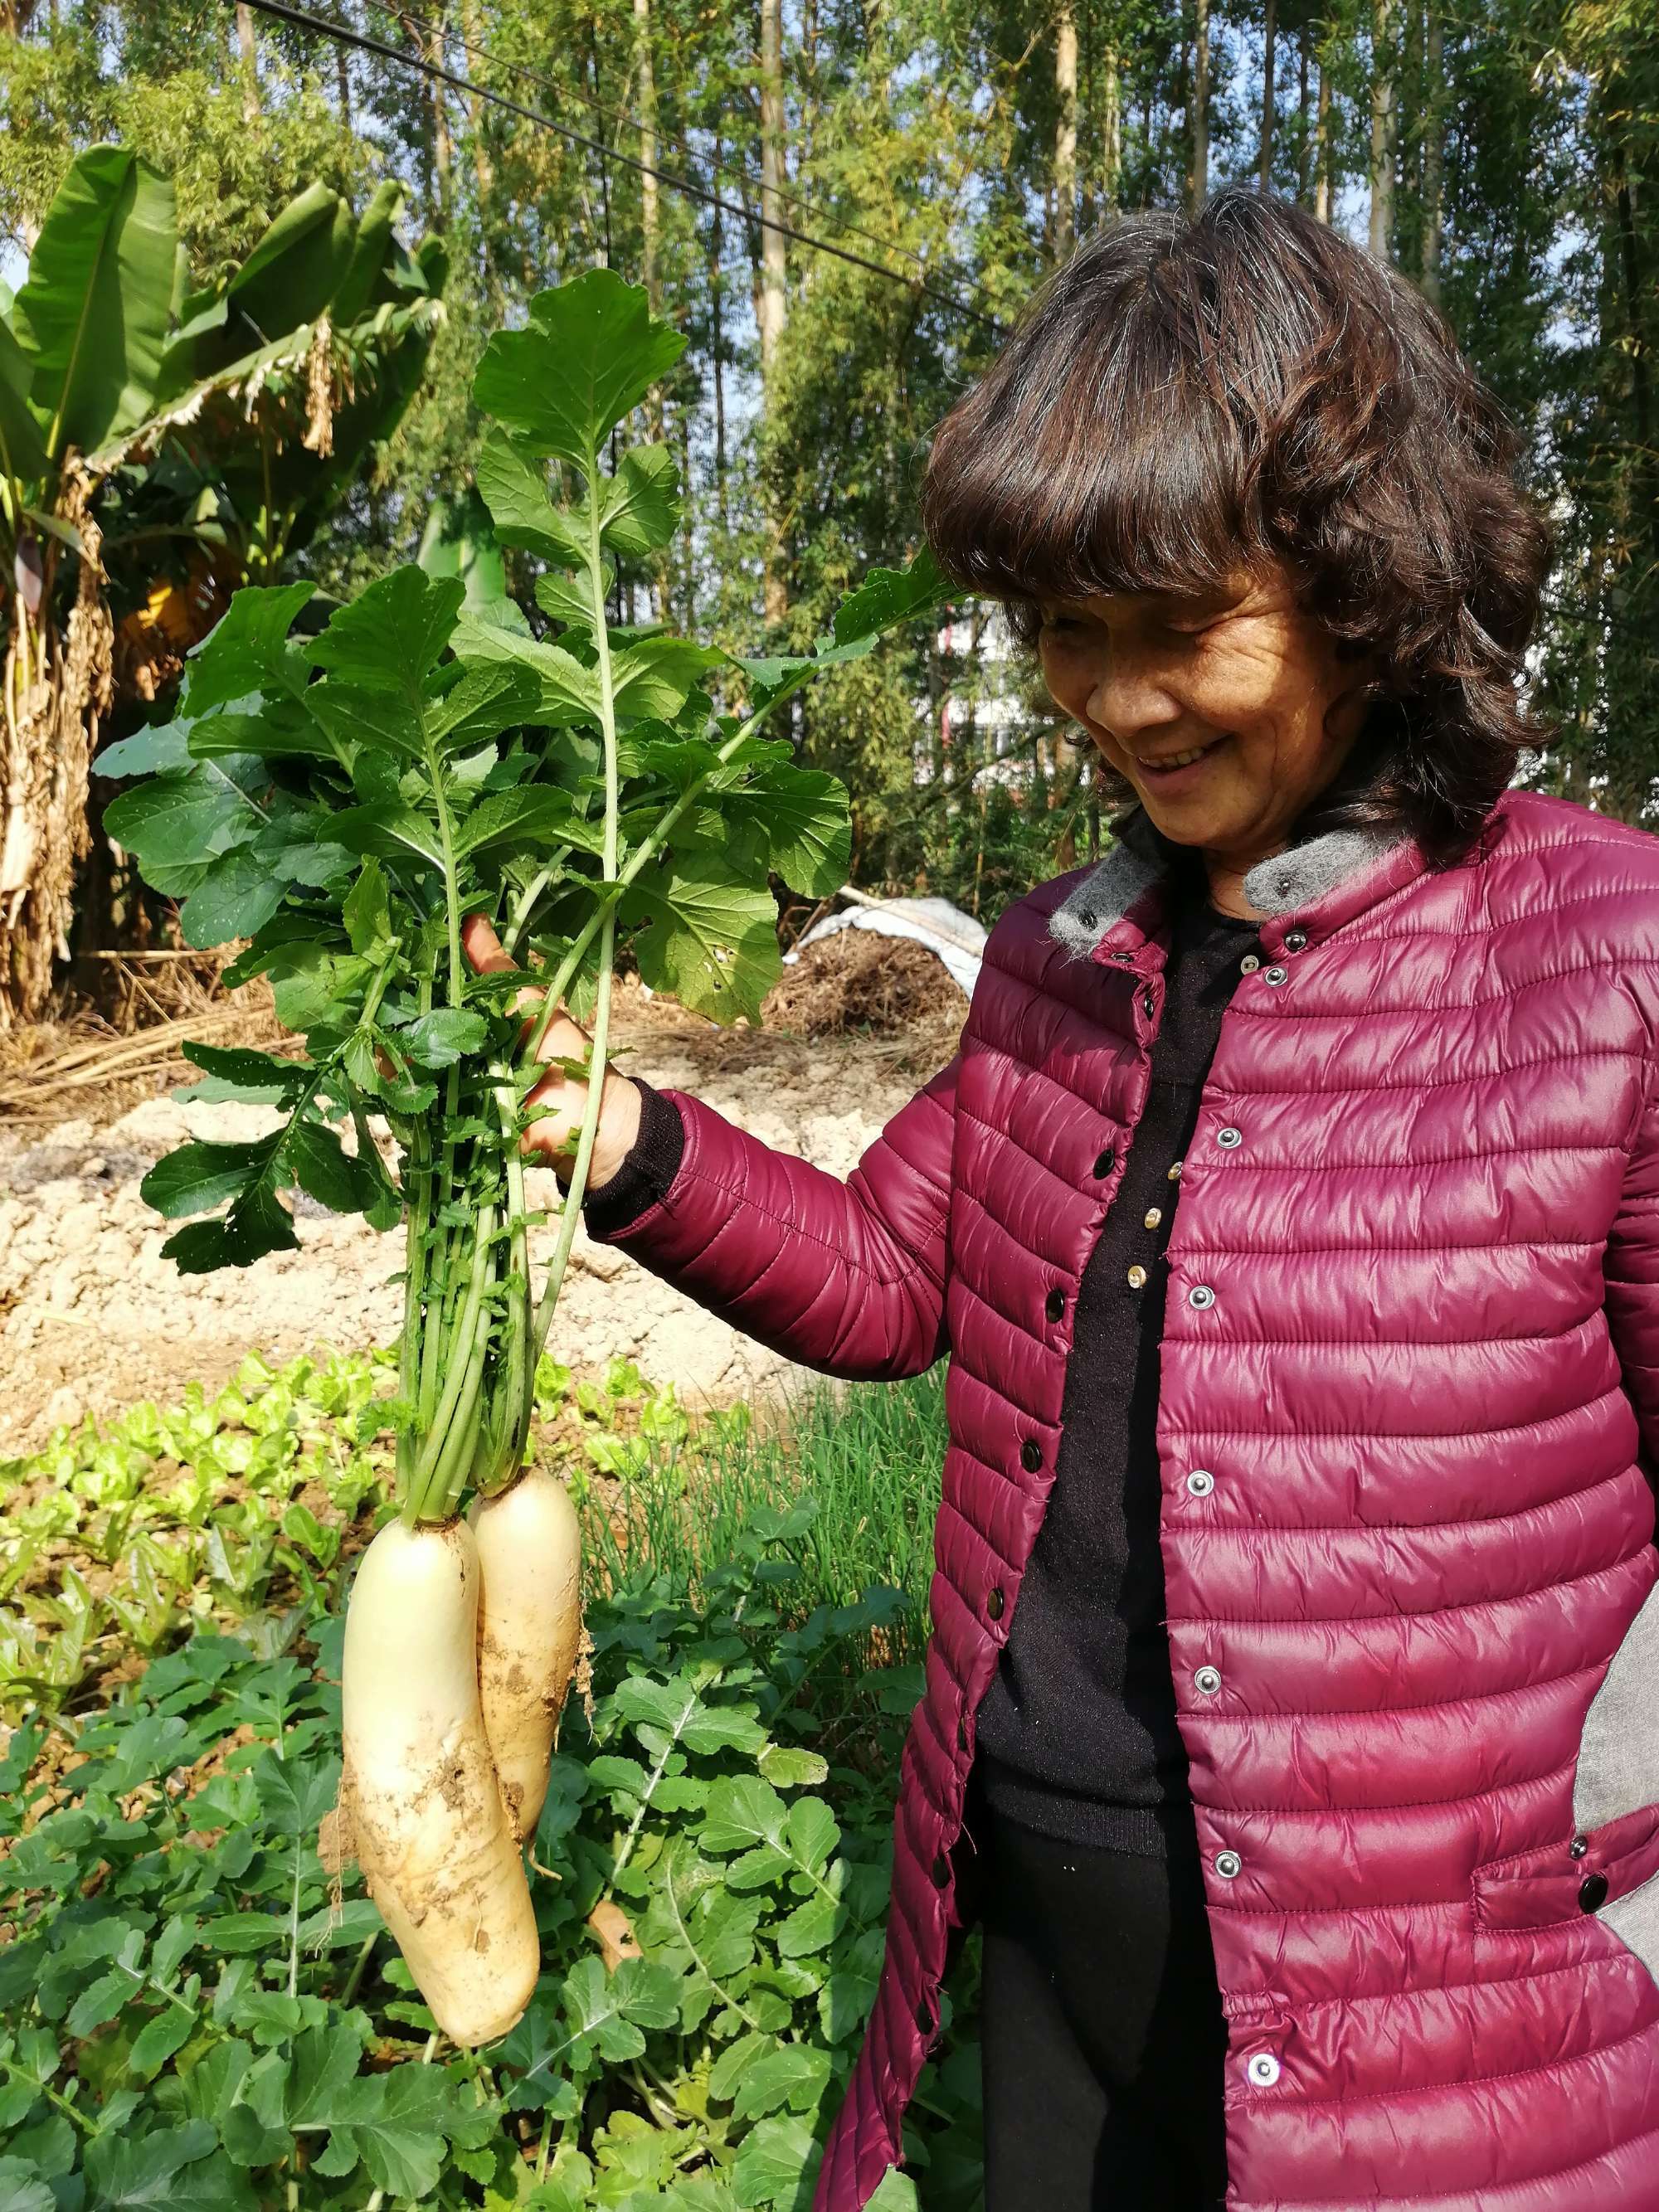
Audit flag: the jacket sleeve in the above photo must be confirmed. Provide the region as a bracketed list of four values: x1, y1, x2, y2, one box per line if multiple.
[581, 1045, 963, 1383]
[1604, 1067, 1659, 1479]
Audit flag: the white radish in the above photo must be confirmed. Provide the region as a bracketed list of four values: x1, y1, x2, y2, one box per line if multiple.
[470, 1466, 583, 1841]
[338, 1516, 539, 2046]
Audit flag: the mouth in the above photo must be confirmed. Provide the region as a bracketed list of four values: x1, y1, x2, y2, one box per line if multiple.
[1136, 734, 1233, 783]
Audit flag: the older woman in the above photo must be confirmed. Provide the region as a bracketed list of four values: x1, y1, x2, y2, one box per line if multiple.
[475, 189, 1659, 2211]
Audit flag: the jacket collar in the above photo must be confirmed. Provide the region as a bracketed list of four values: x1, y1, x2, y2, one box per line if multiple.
[1047, 800, 1438, 967]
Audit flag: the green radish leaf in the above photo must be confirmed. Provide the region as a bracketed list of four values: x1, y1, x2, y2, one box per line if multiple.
[452, 609, 601, 729]
[181, 583, 316, 716]
[302, 682, 425, 762]
[142, 1142, 273, 1221]
[104, 758, 267, 871]
[161, 1181, 299, 1273]
[426, 661, 541, 754]
[737, 549, 949, 708]
[285, 1122, 385, 1217]
[620, 860, 781, 1023]
[174, 1042, 308, 1106]
[864, 2171, 922, 2211]
[610, 636, 729, 722]
[474, 426, 587, 566]
[732, 765, 852, 898]
[177, 845, 285, 949]
[308, 567, 464, 702]
[599, 441, 679, 555]
[342, 858, 390, 955]
[534, 565, 611, 633]
[93, 718, 193, 779]
[394, 1008, 489, 1066]
[185, 702, 338, 763]
[472, 268, 685, 468]
[453, 785, 578, 859]
[328, 803, 444, 868]
[757, 1747, 830, 1788]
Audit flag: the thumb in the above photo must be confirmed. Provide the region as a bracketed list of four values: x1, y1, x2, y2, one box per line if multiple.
[461, 912, 514, 975]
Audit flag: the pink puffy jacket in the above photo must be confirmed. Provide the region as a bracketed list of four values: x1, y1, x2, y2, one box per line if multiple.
[591, 787, 1659, 2211]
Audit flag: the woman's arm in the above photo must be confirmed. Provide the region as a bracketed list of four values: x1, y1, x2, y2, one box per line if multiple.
[460, 912, 963, 1383]
[584, 1052, 962, 1383]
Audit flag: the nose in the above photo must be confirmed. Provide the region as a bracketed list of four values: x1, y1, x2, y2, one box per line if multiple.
[1085, 640, 1183, 752]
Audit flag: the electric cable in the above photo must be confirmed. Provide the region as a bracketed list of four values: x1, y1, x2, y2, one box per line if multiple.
[234, 0, 1004, 333]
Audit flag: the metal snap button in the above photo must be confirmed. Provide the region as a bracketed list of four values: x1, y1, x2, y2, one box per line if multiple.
[1247, 2052, 1281, 2088]
[1188, 1283, 1215, 1309]
[1127, 1264, 1148, 1289]
[1045, 1287, 1066, 1323]
[1283, 931, 1308, 952]
[1569, 1834, 1589, 1860]
[1077, 909, 1097, 930]
[1214, 1850, 1242, 1879]
[1579, 1871, 1609, 1913]
[1141, 986, 1155, 1018]
[1194, 1665, 1223, 1695]
[1143, 1205, 1163, 1228]
[1263, 964, 1288, 985]
[1095, 1146, 1117, 1178]
[1167, 1159, 1183, 1180]
[1021, 1437, 1043, 1472]
[987, 1587, 1005, 1621]
[1216, 1125, 1242, 1149]
[1185, 1469, 1215, 1497]
[1240, 952, 1262, 973]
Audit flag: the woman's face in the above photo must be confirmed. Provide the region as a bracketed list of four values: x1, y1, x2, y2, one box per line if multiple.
[1036, 563, 1372, 882]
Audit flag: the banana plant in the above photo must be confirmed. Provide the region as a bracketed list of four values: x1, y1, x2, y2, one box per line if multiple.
[0, 145, 445, 1023]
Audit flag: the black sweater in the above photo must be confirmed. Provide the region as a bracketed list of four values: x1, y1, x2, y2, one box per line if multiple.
[582, 880, 1262, 1857]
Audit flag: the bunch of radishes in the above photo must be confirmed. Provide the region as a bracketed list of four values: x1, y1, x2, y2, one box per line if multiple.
[106, 268, 944, 2044]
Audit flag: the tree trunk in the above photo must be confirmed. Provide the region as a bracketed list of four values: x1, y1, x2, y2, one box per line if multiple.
[426, 7, 452, 226]
[634, 0, 660, 317]
[1297, 31, 1311, 202]
[1370, 0, 1395, 260]
[236, 2, 260, 125]
[1102, 42, 1122, 211]
[758, 0, 789, 628]
[1191, 0, 1210, 212]
[711, 134, 731, 542]
[459, 0, 494, 210]
[1260, 0, 1277, 190]
[1421, 7, 1443, 304]
[1316, 34, 1332, 219]
[334, 2, 353, 132]
[1054, 7, 1079, 260]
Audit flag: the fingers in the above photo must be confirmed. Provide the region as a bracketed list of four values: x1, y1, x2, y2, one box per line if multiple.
[462, 912, 514, 975]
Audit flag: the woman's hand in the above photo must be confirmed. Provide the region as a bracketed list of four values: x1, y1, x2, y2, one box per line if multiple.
[461, 914, 644, 1189]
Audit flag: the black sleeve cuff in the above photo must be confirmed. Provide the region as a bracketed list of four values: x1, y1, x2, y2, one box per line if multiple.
[581, 1077, 686, 1238]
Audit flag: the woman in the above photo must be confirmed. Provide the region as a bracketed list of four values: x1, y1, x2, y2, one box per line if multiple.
[472, 189, 1659, 2211]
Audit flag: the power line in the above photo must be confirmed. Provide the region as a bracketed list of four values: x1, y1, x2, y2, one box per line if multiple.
[235, 0, 1003, 333]
[368, 0, 948, 291]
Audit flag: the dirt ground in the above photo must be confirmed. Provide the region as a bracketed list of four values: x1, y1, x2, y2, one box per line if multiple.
[0, 974, 966, 1456]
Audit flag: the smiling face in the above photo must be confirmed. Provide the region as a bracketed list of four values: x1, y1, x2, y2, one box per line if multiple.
[1036, 563, 1374, 912]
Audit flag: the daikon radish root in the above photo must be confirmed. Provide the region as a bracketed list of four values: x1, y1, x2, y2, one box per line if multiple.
[470, 1466, 583, 1840]
[339, 1516, 540, 2046]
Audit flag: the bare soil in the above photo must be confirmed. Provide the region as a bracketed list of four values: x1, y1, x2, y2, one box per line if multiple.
[0, 970, 965, 1456]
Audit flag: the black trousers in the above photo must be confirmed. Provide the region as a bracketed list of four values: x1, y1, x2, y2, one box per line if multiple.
[971, 1791, 1232, 2212]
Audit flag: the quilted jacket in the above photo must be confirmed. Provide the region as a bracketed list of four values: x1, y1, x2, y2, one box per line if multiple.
[588, 785, 1659, 2210]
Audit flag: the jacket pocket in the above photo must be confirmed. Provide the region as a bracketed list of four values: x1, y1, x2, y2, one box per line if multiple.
[1472, 1802, 1659, 1931]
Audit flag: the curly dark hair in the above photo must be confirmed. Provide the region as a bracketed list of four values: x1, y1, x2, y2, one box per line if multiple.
[918, 188, 1554, 868]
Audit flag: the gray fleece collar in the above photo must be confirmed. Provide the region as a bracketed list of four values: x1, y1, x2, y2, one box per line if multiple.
[1048, 805, 1412, 960]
